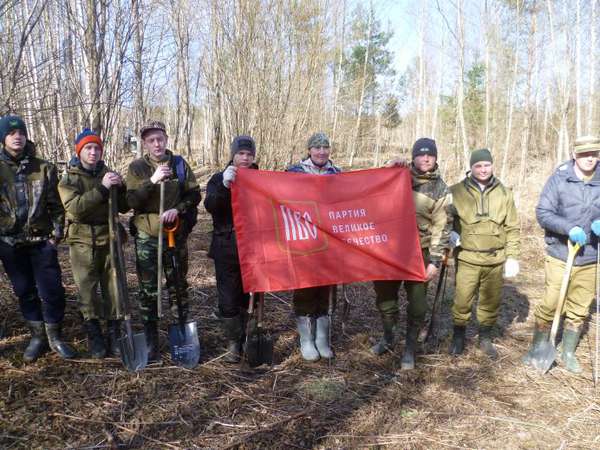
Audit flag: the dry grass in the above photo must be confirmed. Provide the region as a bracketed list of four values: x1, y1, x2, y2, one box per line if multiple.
[1, 170, 600, 449]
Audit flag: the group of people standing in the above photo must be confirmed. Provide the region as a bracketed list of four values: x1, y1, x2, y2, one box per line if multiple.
[1, 113, 599, 375]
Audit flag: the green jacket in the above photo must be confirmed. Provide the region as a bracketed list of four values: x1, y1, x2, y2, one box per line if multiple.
[450, 176, 520, 266]
[126, 150, 201, 237]
[411, 164, 452, 262]
[58, 159, 129, 246]
[0, 142, 64, 245]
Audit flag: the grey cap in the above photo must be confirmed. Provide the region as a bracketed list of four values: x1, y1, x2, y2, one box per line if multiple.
[307, 132, 330, 149]
[230, 135, 256, 157]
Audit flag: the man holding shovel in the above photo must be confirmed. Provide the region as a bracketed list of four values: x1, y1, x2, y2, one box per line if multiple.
[448, 148, 520, 359]
[59, 129, 129, 358]
[126, 121, 201, 362]
[204, 135, 258, 363]
[523, 136, 600, 373]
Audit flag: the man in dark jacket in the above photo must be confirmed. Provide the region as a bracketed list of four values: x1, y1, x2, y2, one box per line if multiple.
[59, 129, 129, 358]
[0, 115, 76, 362]
[126, 120, 201, 361]
[524, 136, 600, 373]
[204, 135, 257, 363]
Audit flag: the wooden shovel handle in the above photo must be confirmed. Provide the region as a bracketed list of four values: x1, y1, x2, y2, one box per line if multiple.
[549, 242, 581, 343]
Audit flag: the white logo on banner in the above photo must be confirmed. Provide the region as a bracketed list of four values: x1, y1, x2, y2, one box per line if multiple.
[279, 204, 318, 241]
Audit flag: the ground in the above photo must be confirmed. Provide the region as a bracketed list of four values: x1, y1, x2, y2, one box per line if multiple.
[1, 173, 599, 449]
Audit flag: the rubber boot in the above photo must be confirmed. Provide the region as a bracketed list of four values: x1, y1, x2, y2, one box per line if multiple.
[222, 316, 243, 363]
[449, 325, 466, 355]
[561, 327, 582, 374]
[315, 315, 333, 359]
[143, 321, 160, 362]
[85, 319, 106, 359]
[296, 316, 319, 361]
[23, 320, 49, 362]
[479, 326, 498, 359]
[400, 323, 419, 370]
[522, 322, 550, 367]
[106, 320, 121, 357]
[45, 322, 77, 359]
[371, 314, 397, 355]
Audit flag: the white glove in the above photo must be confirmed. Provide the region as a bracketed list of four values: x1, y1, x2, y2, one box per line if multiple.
[504, 258, 519, 278]
[222, 166, 237, 188]
[449, 231, 461, 248]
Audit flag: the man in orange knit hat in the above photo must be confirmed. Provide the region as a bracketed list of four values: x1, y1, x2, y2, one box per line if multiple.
[58, 128, 129, 358]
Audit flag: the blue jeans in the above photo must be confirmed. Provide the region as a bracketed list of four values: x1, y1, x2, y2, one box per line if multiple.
[0, 240, 66, 323]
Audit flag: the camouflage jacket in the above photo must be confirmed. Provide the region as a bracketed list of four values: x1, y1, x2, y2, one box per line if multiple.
[411, 164, 452, 262]
[0, 142, 64, 245]
[450, 175, 520, 266]
[126, 150, 201, 237]
[58, 158, 129, 246]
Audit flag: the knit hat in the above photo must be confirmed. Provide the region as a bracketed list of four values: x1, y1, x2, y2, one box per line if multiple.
[140, 120, 167, 139]
[0, 115, 28, 144]
[230, 135, 256, 158]
[307, 132, 330, 149]
[470, 148, 493, 166]
[412, 138, 437, 158]
[573, 135, 600, 154]
[75, 128, 103, 156]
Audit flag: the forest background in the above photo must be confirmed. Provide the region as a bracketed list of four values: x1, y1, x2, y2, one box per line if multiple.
[1, 0, 598, 199]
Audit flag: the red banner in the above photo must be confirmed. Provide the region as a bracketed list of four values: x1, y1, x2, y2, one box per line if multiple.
[231, 167, 425, 293]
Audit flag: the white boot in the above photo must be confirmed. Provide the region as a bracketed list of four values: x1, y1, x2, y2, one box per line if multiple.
[315, 315, 333, 359]
[296, 316, 319, 361]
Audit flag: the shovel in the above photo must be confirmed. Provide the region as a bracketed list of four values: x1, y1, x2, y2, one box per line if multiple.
[595, 243, 599, 387]
[164, 217, 200, 368]
[244, 292, 273, 367]
[109, 186, 148, 372]
[419, 250, 449, 347]
[532, 242, 581, 374]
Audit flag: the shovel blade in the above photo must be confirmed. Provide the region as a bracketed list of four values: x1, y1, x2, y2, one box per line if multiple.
[118, 332, 148, 372]
[530, 341, 557, 374]
[244, 329, 273, 368]
[168, 321, 200, 369]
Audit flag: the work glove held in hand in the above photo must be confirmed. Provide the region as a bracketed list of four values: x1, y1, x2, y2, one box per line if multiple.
[568, 226, 587, 246]
[223, 166, 236, 189]
[503, 258, 519, 278]
[449, 231, 461, 248]
[591, 220, 600, 237]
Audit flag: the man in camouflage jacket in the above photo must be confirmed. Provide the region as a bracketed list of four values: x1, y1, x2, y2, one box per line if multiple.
[0, 115, 76, 362]
[59, 129, 129, 358]
[126, 120, 201, 361]
[374, 138, 452, 370]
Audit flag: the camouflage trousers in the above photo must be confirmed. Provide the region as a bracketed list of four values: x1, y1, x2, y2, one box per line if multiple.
[69, 243, 117, 320]
[134, 230, 189, 322]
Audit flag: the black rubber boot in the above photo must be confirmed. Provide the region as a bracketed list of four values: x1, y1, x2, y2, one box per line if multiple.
[400, 323, 419, 370]
[143, 321, 160, 362]
[45, 322, 77, 359]
[222, 316, 243, 363]
[449, 325, 466, 355]
[522, 322, 550, 367]
[85, 319, 106, 359]
[106, 320, 121, 357]
[479, 326, 498, 359]
[561, 327, 582, 373]
[371, 314, 397, 356]
[23, 320, 49, 362]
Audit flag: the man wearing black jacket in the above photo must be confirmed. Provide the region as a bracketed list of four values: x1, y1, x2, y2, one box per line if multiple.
[204, 135, 257, 363]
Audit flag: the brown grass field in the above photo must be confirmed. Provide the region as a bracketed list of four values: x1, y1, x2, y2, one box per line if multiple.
[1, 168, 599, 449]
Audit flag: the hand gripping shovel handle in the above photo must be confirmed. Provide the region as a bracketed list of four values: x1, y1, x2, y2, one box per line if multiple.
[157, 181, 165, 319]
